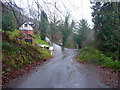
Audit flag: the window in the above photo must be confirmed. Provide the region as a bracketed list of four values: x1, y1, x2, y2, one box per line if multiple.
[24, 39, 32, 44]
[24, 24, 28, 27]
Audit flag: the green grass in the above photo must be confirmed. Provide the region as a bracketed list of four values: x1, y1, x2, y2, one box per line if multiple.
[77, 46, 120, 71]
[2, 42, 20, 54]
[39, 50, 52, 60]
[32, 35, 50, 46]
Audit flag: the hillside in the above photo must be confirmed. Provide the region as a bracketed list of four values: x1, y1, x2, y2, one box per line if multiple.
[2, 30, 52, 84]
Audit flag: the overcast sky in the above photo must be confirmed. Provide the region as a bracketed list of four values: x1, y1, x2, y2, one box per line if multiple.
[13, 0, 93, 27]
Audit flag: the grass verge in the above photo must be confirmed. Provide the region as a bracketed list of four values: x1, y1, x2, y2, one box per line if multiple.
[76, 46, 120, 71]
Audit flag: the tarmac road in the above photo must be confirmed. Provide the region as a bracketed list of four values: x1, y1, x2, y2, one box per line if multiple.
[12, 43, 109, 88]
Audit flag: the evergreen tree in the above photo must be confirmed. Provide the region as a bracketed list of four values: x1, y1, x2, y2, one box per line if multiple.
[72, 19, 90, 49]
[49, 17, 60, 41]
[2, 12, 16, 31]
[61, 15, 75, 47]
[91, 2, 120, 60]
[40, 11, 48, 40]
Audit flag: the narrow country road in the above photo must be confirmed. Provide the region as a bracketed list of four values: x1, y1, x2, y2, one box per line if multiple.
[9, 44, 109, 88]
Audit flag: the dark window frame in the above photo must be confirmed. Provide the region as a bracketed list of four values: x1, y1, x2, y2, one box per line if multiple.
[24, 39, 32, 44]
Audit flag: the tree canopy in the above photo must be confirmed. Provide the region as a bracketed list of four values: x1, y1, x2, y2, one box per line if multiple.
[91, 2, 120, 60]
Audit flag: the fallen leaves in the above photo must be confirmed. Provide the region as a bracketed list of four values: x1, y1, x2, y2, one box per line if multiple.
[97, 66, 119, 88]
[2, 59, 47, 87]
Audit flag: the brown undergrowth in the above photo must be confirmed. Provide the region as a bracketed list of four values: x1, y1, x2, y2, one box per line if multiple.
[77, 60, 119, 88]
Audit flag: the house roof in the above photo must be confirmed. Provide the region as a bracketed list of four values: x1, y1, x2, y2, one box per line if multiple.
[19, 22, 34, 30]
[22, 34, 35, 39]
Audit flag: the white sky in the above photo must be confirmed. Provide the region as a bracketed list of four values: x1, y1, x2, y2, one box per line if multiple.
[13, 0, 93, 27]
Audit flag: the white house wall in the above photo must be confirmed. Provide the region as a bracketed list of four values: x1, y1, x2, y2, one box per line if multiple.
[19, 22, 34, 30]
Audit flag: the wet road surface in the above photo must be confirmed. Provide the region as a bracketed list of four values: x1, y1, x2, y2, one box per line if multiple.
[13, 44, 109, 88]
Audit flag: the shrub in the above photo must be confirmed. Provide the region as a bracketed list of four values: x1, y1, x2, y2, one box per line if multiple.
[2, 42, 20, 54]
[78, 46, 120, 70]
[7, 29, 22, 39]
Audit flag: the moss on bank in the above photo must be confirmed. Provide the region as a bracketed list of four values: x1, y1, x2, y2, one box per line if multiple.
[2, 31, 52, 73]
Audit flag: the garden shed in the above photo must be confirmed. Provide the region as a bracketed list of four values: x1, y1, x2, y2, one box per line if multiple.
[21, 34, 35, 45]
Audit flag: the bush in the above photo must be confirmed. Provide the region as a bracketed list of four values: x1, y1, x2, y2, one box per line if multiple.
[77, 46, 120, 70]
[2, 42, 20, 54]
[7, 29, 22, 39]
